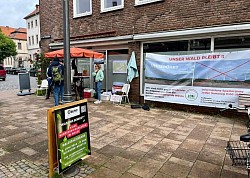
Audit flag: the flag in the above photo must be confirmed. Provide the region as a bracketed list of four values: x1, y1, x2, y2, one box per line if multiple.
[127, 51, 139, 83]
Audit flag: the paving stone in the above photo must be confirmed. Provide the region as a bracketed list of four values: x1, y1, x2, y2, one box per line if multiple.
[19, 147, 38, 156]
[188, 160, 222, 178]
[131, 138, 158, 152]
[159, 161, 191, 177]
[118, 148, 146, 162]
[180, 138, 205, 152]
[119, 172, 141, 178]
[104, 156, 135, 172]
[128, 157, 164, 178]
[85, 167, 121, 178]
[172, 148, 199, 162]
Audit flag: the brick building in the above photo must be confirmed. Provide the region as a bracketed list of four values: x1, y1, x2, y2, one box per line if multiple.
[39, 0, 250, 108]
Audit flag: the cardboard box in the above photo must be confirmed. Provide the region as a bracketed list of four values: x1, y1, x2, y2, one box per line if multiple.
[101, 94, 110, 101]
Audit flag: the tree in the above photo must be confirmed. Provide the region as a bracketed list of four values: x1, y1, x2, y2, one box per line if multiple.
[0, 30, 17, 64]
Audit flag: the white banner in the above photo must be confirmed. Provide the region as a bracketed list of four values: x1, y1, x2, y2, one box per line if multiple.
[144, 50, 250, 108]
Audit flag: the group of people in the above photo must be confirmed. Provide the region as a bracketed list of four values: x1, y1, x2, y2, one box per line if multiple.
[45, 57, 104, 106]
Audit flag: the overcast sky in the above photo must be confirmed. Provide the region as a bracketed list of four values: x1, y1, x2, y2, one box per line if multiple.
[0, 0, 39, 28]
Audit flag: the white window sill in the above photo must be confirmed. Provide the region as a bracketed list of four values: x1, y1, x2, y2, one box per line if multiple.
[135, 0, 163, 6]
[101, 6, 124, 13]
[73, 12, 92, 18]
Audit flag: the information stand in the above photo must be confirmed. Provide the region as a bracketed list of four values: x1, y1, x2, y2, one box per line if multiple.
[47, 99, 91, 177]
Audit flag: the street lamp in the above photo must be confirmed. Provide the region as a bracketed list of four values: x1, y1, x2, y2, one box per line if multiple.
[63, 0, 73, 103]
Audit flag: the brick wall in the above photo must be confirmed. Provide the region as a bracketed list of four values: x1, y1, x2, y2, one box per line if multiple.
[40, 0, 250, 52]
[40, 0, 250, 115]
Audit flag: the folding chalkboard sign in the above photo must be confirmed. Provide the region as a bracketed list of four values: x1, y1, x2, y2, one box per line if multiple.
[17, 73, 34, 96]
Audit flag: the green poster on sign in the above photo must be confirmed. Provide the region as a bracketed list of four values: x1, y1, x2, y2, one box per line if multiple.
[60, 132, 90, 170]
[54, 101, 91, 174]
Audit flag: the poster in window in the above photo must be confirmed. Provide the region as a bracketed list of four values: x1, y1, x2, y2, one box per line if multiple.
[113, 60, 127, 73]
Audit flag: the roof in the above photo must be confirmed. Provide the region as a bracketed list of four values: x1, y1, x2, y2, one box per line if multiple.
[0, 26, 15, 36]
[24, 4, 39, 19]
[0, 26, 27, 40]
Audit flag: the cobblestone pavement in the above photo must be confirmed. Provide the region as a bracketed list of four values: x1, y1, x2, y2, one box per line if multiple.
[0, 88, 249, 177]
[0, 74, 37, 91]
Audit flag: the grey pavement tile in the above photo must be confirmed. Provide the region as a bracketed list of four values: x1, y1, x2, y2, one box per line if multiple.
[180, 138, 205, 152]
[96, 145, 124, 158]
[186, 124, 214, 141]
[159, 161, 191, 178]
[220, 169, 248, 178]
[118, 148, 146, 162]
[131, 138, 158, 152]
[119, 172, 141, 178]
[19, 147, 38, 156]
[154, 138, 181, 152]
[128, 157, 164, 178]
[0, 151, 27, 164]
[24, 133, 48, 145]
[153, 172, 175, 178]
[166, 132, 187, 142]
[172, 148, 199, 162]
[188, 160, 222, 178]
[104, 156, 135, 173]
[198, 149, 225, 166]
[86, 166, 121, 178]
[145, 147, 172, 162]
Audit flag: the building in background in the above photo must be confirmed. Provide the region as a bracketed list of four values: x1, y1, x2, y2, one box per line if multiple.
[39, 0, 250, 104]
[0, 26, 29, 68]
[24, 4, 41, 65]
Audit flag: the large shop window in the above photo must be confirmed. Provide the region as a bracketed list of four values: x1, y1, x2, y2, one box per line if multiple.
[74, 0, 92, 17]
[144, 39, 211, 55]
[214, 36, 250, 52]
[135, 0, 163, 6]
[101, 0, 124, 12]
[142, 38, 211, 94]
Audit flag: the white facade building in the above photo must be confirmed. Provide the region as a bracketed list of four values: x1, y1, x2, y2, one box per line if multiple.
[24, 4, 40, 64]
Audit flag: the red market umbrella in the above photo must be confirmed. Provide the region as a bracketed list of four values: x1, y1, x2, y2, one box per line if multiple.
[45, 47, 104, 59]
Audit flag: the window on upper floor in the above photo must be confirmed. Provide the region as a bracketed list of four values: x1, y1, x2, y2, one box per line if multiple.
[101, 0, 124, 12]
[35, 20, 38, 27]
[18, 43, 22, 50]
[28, 22, 30, 29]
[32, 36, 34, 45]
[31, 21, 33, 28]
[73, 0, 92, 18]
[28, 37, 31, 46]
[36, 35, 39, 44]
[135, 0, 163, 6]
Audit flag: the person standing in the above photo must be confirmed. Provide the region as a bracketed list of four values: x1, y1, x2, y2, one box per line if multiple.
[48, 57, 64, 106]
[92, 64, 104, 104]
[45, 61, 53, 99]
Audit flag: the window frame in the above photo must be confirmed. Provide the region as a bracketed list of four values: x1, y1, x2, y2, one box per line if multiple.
[101, 0, 124, 13]
[17, 42, 22, 50]
[73, 0, 92, 18]
[135, 0, 163, 6]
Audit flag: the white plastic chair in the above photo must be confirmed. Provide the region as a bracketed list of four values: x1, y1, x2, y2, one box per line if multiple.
[36, 79, 48, 96]
[120, 84, 130, 104]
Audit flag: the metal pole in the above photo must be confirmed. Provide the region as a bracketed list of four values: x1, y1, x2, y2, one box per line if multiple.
[63, 0, 73, 102]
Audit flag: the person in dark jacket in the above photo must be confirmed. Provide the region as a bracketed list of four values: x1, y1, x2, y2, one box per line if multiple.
[48, 57, 64, 106]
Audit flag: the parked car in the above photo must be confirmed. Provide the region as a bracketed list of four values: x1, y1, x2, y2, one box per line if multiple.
[19, 68, 27, 73]
[29, 68, 37, 77]
[0, 65, 6, 81]
[8, 67, 18, 75]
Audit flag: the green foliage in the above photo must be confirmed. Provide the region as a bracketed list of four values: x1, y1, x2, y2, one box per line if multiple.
[33, 53, 52, 84]
[0, 30, 17, 64]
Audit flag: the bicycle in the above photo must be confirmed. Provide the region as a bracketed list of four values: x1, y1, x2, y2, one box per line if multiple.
[224, 104, 250, 177]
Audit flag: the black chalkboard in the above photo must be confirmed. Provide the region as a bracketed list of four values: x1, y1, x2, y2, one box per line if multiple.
[18, 73, 31, 91]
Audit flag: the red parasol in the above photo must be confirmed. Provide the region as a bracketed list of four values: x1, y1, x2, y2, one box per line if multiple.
[44, 47, 104, 59]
